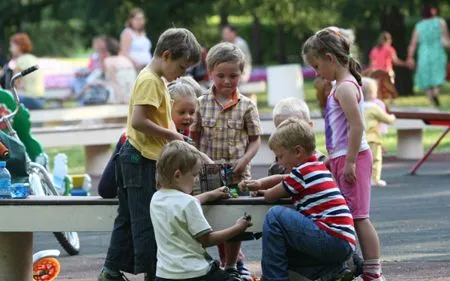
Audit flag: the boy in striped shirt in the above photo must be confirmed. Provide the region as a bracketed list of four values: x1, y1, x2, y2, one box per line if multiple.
[240, 118, 355, 281]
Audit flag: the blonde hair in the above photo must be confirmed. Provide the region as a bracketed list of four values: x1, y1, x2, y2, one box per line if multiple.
[177, 76, 205, 97]
[302, 27, 362, 86]
[272, 98, 310, 127]
[206, 42, 245, 72]
[269, 118, 316, 155]
[157, 140, 204, 188]
[154, 28, 202, 63]
[167, 78, 198, 101]
[362, 77, 378, 101]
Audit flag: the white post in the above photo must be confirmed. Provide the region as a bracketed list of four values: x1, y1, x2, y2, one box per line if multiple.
[0, 232, 33, 281]
[267, 64, 304, 107]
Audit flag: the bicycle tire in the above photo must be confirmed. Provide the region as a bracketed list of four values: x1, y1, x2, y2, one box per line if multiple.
[30, 163, 82, 256]
[53, 232, 80, 256]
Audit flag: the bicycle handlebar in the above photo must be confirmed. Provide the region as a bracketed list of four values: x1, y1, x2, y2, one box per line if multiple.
[0, 65, 39, 123]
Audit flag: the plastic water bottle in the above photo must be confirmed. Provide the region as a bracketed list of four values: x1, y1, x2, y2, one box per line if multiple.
[0, 161, 11, 199]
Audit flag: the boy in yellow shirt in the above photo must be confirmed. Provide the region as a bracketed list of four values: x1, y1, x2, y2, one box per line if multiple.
[362, 77, 396, 187]
[99, 28, 202, 281]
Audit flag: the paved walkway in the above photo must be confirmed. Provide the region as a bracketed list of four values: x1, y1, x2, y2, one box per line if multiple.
[34, 154, 450, 280]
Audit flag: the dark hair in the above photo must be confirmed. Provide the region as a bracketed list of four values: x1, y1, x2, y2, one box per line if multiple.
[302, 27, 362, 86]
[377, 31, 392, 48]
[106, 37, 120, 56]
[126, 8, 145, 28]
[222, 24, 237, 33]
[421, 2, 438, 19]
[10, 33, 33, 53]
[154, 28, 202, 63]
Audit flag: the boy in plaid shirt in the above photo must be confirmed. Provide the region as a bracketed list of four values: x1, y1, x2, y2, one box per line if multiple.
[191, 42, 262, 281]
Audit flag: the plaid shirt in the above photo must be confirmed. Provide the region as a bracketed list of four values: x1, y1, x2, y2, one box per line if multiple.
[191, 88, 262, 183]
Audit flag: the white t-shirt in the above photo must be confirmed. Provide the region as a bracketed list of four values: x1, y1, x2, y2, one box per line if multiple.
[150, 189, 213, 279]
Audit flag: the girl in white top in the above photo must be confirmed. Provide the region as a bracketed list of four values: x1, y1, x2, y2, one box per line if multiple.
[120, 8, 152, 71]
[104, 37, 137, 104]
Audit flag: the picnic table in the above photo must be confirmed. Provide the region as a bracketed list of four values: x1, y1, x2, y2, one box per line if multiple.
[0, 195, 290, 280]
[391, 110, 450, 175]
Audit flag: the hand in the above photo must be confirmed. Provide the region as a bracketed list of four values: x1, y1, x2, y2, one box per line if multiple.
[406, 58, 415, 70]
[250, 190, 265, 197]
[343, 161, 356, 184]
[232, 158, 248, 176]
[323, 158, 331, 171]
[168, 131, 184, 141]
[236, 216, 253, 230]
[208, 186, 231, 201]
[239, 180, 261, 192]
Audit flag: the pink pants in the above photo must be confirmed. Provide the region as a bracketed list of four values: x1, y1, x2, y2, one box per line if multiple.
[329, 149, 373, 219]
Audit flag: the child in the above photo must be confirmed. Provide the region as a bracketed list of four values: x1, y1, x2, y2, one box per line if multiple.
[98, 28, 202, 281]
[303, 27, 385, 281]
[240, 118, 355, 281]
[268, 97, 326, 176]
[191, 42, 262, 280]
[369, 31, 407, 83]
[362, 77, 396, 187]
[98, 76, 203, 199]
[151, 140, 252, 281]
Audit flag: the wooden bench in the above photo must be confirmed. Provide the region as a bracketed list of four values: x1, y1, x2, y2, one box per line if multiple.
[0, 196, 290, 280]
[251, 117, 426, 165]
[27, 105, 129, 176]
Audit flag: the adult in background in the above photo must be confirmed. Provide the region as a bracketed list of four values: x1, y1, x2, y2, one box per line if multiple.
[103, 37, 137, 104]
[120, 8, 152, 71]
[9, 33, 45, 110]
[407, 2, 450, 107]
[221, 24, 252, 82]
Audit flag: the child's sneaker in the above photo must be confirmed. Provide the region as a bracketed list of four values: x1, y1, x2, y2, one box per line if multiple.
[371, 179, 387, 187]
[353, 275, 386, 281]
[224, 268, 243, 281]
[237, 261, 255, 280]
[98, 270, 130, 281]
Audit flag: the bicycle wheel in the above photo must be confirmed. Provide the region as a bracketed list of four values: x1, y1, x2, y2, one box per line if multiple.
[30, 162, 82, 256]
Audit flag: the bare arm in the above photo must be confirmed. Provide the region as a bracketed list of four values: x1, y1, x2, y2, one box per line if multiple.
[441, 18, 450, 49]
[120, 30, 137, 66]
[131, 105, 183, 141]
[195, 186, 230, 204]
[336, 84, 364, 164]
[242, 135, 261, 164]
[407, 29, 419, 68]
[264, 182, 291, 203]
[197, 217, 251, 247]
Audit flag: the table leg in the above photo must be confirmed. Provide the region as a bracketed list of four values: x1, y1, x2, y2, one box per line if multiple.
[0, 232, 33, 281]
[410, 127, 450, 175]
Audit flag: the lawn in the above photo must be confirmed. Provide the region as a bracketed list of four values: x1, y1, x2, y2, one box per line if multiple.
[46, 79, 450, 174]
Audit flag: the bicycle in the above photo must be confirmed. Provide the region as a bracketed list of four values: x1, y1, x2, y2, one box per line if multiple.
[0, 65, 80, 255]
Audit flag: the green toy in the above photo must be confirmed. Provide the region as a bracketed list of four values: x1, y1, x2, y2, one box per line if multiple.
[0, 89, 44, 161]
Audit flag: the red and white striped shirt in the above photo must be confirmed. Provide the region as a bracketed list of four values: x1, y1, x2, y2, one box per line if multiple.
[283, 155, 356, 248]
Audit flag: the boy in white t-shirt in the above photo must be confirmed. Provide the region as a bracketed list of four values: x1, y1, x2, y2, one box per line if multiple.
[150, 140, 252, 281]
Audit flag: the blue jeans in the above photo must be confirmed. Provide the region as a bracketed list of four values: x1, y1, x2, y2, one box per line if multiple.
[104, 141, 157, 278]
[262, 206, 353, 281]
[19, 95, 44, 110]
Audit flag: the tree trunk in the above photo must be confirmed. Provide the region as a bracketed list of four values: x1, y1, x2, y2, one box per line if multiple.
[275, 23, 286, 64]
[251, 13, 262, 64]
[381, 5, 414, 96]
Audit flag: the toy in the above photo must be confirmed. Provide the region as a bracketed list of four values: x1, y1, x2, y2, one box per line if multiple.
[198, 162, 240, 198]
[70, 174, 92, 196]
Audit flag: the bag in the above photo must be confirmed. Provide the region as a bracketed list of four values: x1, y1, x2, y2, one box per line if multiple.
[0, 131, 28, 177]
[82, 85, 110, 105]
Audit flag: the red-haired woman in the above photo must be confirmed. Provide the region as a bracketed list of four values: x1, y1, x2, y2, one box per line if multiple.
[9, 33, 45, 110]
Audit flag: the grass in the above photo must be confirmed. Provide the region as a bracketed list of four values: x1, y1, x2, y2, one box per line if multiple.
[48, 79, 450, 174]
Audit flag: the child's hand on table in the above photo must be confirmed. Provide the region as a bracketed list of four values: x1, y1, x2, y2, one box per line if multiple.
[239, 179, 262, 192]
[208, 186, 231, 201]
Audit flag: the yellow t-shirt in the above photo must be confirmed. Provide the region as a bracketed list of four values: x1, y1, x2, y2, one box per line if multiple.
[126, 67, 171, 160]
[16, 54, 44, 97]
[363, 102, 396, 144]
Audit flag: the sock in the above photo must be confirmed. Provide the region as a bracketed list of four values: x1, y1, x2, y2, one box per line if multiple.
[103, 266, 120, 277]
[362, 259, 382, 280]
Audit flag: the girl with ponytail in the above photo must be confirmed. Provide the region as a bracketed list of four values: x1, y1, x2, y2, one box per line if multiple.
[302, 27, 385, 281]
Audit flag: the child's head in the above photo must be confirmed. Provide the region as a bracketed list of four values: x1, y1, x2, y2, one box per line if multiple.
[105, 37, 121, 56]
[362, 77, 378, 102]
[268, 118, 316, 171]
[167, 78, 198, 131]
[154, 28, 202, 82]
[206, 42, 245, 95]
[157, 140, 203, 192]
[302, 27, 362, 86]
[378, 31, 392, 47]
[177, 76, 205, 97]
[272, 98, 311, 127]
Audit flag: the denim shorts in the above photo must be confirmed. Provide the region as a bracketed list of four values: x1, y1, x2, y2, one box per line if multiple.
[104, 140, 157, 276]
